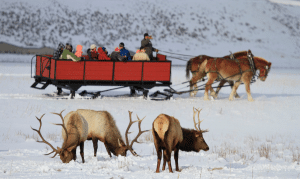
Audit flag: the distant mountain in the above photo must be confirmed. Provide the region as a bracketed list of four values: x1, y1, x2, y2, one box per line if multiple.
[1, 0, 300, 67]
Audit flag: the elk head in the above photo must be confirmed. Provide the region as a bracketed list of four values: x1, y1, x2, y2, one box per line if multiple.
[124, 111, 149, 157]
[31, 110, 75, 163]
[192, 107, 209, 152]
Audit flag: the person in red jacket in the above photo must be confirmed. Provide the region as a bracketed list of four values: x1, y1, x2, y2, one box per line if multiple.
[97, 47, 110, 60]
[87, 44, 98, 60]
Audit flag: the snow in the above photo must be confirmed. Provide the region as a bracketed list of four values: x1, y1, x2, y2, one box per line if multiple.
[0, 62, 300, 178]
[1, 0, 300, 178]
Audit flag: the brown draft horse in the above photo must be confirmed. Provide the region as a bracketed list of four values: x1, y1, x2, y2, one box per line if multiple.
[198, 55, 271, 101]
[186, 50, 254, 97]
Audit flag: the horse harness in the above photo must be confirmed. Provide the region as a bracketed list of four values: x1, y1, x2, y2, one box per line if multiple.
[206, 55, 256, 82]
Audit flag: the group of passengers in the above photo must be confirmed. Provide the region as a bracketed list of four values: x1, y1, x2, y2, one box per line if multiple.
[53, 33, 159, 62]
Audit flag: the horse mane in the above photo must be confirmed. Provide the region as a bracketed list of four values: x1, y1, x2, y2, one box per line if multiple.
[232, 51, 248, 55]
[254, 56, 269, 65]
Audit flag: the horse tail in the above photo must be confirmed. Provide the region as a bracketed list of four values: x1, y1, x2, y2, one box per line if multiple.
[186, 59, 192, 79]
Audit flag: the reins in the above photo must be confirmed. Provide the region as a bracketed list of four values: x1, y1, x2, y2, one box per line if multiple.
[159, 50, 196, 57]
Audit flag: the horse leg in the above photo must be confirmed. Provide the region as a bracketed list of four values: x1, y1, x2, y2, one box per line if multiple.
[215, 80, 226, 98]
[204, 73, 217, 101]
[229, 81, 241, 101]
[189, 72, 198, 97]
[228, 81, 240, 98]
[190, 72, 205, 97]
[210, 86, 217, 99]
[242, 73, 254, 101]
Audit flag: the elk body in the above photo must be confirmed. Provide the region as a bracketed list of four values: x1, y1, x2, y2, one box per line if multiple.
[76, 109, 148, 157]
[152, 108, 209, 173]
[31, 110, 88, 163]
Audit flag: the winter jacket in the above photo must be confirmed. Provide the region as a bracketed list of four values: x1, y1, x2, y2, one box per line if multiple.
[87, 48, 98, 60]
[141, 39, 157, 60]
[120, 47, 132, 61]
[60, 49, 81, 62]
[132, 52, 150, 61]
[97, 47, 110, 60]
[110, 51, 125, 61]
[75, 45, 83, 57]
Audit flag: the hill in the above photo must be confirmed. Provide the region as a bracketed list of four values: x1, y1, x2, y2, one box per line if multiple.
[1, 0, 300, 67]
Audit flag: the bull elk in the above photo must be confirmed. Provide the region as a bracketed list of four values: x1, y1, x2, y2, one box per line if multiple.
[31, 110, 88, 163]
[76, 109, 148, 157]
[152, 108, 209, 173]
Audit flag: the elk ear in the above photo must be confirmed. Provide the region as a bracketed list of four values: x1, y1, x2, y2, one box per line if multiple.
[194, 131, 201, 138]
[118, 138, 124, 147]
[66, 145, 76, 152]
[57, 147, 62, 154]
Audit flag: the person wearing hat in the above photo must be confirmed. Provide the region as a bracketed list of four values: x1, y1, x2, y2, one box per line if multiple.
[119, 42, 132, 61]
[87, 44, 98, 60]
[141, 33, 158, 61]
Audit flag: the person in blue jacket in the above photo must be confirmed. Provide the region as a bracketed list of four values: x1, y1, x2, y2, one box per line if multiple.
[119, 42, 132, 61]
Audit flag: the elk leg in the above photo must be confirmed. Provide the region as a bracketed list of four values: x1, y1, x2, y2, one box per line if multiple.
[80, 142, 85, 163]
[162, 152, 167, 171]
[215, 80, 227, 97]
[104, 142, 112, 158]
[163, 149, 173, 173]
[229, 81, 241, 101]
[72, 147, 77, 161]
[92, 137, 98, 157]
[174, 146, 180, 172]
[155, 147, 162, 173]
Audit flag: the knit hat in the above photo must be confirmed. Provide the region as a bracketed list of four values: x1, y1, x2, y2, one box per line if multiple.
[90, 44, 96, 50]
[114, 47, 120, 52]
[119, 42, 124, 47]
[102, 47, 107, 52]
[144, 33, 149, 37]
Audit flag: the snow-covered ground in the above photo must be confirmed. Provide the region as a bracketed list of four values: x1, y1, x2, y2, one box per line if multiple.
[0, 61, 299, 178]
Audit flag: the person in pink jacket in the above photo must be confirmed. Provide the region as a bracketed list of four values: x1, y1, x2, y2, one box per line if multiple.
[75, 45, 83, 57]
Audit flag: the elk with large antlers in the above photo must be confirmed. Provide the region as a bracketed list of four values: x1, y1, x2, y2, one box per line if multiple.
[76, 109, 148, 157]
[31, 110, 88, 163]
[152, 108, 209, 173]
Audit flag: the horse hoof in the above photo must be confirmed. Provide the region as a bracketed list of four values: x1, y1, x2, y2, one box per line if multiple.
[229, 97, 234, 101]
[235, 95, 240, 99]
[204, 97, 210, 101]
[248, 98, 254, 102]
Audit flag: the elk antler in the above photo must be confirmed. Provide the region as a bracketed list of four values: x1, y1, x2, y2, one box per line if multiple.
[51, 110, 68, 141]
[31, 114, 59, 158]
[193, 107, 209, 133]
[125, 111, 150, 156]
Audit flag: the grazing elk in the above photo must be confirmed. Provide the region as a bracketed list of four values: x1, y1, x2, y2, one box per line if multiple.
[31, 110, 88, 163]
[152, 108, 209, 173]
[76, 109, 148, 157]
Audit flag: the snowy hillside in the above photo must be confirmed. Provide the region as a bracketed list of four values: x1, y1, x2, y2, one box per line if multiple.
[1, 0, 300, 67]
